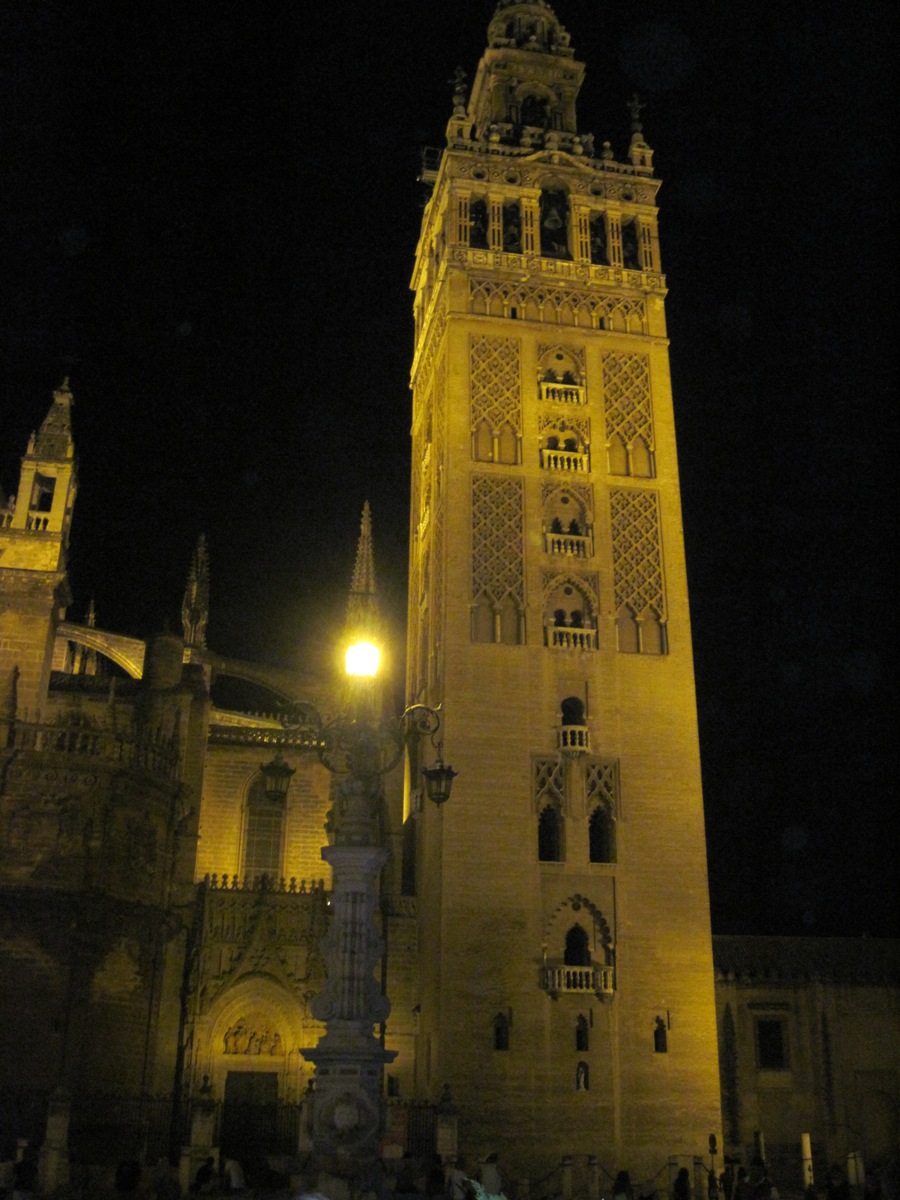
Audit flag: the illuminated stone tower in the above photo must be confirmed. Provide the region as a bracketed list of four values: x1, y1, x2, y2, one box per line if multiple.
[0, 380, 77, 724]
[406, 1, 721, 1174]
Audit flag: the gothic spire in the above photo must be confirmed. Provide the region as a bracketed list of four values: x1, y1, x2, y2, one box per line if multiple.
[182, 534, 210, 648]
[347, 501, 378, 634]
[31, 378, 75, 460]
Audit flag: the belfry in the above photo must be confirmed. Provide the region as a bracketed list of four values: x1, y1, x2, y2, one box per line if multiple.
[405, 0, 721, 1172]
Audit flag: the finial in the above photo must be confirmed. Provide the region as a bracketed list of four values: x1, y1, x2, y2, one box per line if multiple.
[86, 599, 97, 628]
[182, 534, 210, 649]
[33, 378, 75, 458]
[347, 502, 379, 633]
[628, 93, 645, 136]
[451, 67, 467, 116]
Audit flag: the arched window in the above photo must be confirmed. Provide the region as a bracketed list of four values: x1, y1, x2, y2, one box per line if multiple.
[497, 595, 520, 645]
[564, 924, 590, 966]
[538, 805, 563, 862]
[607, 434, 628, 476]
[493, 1013, 510, 1051]
[640, 609, 666, 656]
[521, 94, 549, 129]
[630, 435, 653, 478]
[576, 1014, 589, 1052]
[242, 778, 285, 884]
[589, 806, 614, 863]
[471, 594, 495, 644]
[616, 605, 640, 654]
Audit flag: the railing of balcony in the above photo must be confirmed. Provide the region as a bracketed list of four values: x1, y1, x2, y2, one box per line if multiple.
[539, 382, 586, 405]
[6, 720, 179, 779]
[540, 448, 589, 473]
[544, 532, 591, 558]
[542, 964, 615, 996]
[557, 725, 590, 755]
[546, 625, 597, 651]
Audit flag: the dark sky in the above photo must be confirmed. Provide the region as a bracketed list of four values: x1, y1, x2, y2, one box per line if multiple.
[2, 0, 895, 938]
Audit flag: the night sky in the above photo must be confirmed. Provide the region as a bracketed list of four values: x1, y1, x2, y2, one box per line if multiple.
[2, 0, 895, 938]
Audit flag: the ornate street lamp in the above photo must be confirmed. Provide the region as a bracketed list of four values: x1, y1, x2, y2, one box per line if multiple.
[301, 638, 456, 1177]
[259, 752, 295, 803]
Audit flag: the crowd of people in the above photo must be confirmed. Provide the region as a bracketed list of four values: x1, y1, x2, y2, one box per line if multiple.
[1, 1144, 897, 1200]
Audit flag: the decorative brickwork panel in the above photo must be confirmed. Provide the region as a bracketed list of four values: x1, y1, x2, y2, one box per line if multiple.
[610, 489, 667, 618]
[470, 335, 522, 434]
[601, 353, 654, 447]
[534, 757, 565, 811]
[585, 760, 619, 815]
[471, 476, 524, 605]
[469, 277, 645, 333]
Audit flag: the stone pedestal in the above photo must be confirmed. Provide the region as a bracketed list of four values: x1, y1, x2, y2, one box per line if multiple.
[303, 776, 396, 1177]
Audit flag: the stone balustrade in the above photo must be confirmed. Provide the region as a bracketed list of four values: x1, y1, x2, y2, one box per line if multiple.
[202, 872, 327, 894]
[544, 531, 591, 558]
[539, 381, 585, 405]
[546, 624, 597, 651]
[541, 448, 589, 473]
[558, 725, 590, 755]
[6, 720, 179, 778]
[542, 964, 615, 996]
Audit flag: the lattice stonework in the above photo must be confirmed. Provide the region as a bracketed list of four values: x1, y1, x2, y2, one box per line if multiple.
[586, 760, 619, 814]
[471, 475, 525, 604]
[470, 335, 522, 434]
[469, 277, 646, 332]
[610, 489, 667, 617]
[601, 353, 654, 447]
[534, 757, 565, 811]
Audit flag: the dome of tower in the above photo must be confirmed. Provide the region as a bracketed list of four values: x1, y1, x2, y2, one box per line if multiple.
[488, 0, 572, 56]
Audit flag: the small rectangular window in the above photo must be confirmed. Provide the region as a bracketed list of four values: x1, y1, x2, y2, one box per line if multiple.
[756, 1018, 788, 1069]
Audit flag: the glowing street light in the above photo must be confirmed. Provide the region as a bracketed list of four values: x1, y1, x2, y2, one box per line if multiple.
[345, 639, 381, 678]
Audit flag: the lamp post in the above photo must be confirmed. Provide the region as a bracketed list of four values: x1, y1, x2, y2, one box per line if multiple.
[301, 638, 455, 1181]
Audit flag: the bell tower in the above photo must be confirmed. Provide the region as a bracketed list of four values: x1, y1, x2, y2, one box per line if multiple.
[0, 380, 78, 723]
[406, 0, 720, 1173]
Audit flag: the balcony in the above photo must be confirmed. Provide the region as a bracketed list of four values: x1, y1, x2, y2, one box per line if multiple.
[557, 725, 590, 755]
[546, 624, 597, 651]
[539, 381, 585, 406]
[540, 448, 589, 473]
[542, 964, 614, 997]
[544, 531, 591, 558]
